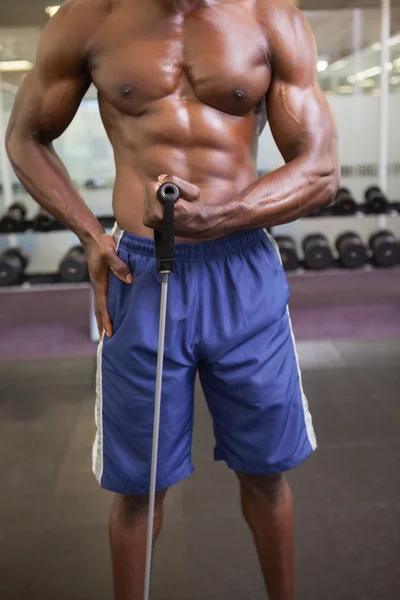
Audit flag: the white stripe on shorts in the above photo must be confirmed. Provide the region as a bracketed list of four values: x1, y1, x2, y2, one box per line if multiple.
[92, 223, 125, 483]
[264, 229, 317, 451]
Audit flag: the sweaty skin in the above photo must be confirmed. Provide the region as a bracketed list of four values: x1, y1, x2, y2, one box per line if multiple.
[6, 0, 338, 335]
[6, 3, 338, 598]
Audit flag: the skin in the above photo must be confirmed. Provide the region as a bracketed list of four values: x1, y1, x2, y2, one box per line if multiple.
[6, 1, 339, 599]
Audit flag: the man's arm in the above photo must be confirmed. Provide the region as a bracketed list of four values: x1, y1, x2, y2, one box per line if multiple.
[233, 5, 339, 228]
[5, 0, 104, 244]
[6, 0, 131, 338]
[145, 5, 339, 239]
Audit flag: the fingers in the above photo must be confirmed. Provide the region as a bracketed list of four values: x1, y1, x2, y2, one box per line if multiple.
[144, 182, 164, 229]
[95, 313, 103, 338]
[158, 174, 200, 202]
[106, 246, 133, 284]
[95, 311, 112, 339]
[94, 283, 113, 339]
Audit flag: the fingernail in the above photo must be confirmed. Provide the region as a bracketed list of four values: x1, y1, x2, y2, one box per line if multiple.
[126, 273, 133, 284]
[158, 174, 168, 183]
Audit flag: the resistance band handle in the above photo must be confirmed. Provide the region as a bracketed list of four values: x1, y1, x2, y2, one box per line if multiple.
[154, 182, 181, 273]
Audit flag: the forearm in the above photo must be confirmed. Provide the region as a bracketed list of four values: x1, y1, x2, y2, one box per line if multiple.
[6, 132, 104, 244]
[229, 154, 338, 231]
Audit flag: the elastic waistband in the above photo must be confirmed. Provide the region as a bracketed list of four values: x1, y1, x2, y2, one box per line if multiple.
[113, 225, 267, 261]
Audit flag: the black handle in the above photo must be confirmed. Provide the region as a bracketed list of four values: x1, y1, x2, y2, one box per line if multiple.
[154, 183, 181, 273]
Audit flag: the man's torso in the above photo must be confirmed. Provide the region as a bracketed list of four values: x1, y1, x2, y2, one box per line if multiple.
[84, 0, 274, 238]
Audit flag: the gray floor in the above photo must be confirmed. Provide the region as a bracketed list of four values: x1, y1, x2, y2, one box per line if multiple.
[0, 340, 399, 600]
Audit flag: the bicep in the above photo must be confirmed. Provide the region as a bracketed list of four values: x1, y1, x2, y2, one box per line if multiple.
[266, 79, 335, 163]
[265, 7, 336, 163]
[7, 0, 91, 144]
[9, 68, 90, 144]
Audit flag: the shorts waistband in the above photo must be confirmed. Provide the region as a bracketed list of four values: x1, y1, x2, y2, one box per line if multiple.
[112, 224, 267, 261]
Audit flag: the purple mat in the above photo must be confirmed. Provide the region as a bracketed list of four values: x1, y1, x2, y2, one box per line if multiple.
[0, 268, 399, 360]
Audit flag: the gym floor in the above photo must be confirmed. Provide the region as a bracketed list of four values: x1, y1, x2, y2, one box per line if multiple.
[1, 339, 399, 600]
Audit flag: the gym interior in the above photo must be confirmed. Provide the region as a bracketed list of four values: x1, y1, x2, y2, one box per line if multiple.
[0, 1, 399, 599]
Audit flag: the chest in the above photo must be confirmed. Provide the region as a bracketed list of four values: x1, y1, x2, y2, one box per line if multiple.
[89, 6, 271, 116]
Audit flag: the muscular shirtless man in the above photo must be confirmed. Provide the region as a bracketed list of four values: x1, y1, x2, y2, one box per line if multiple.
[6, 0, 338, 598]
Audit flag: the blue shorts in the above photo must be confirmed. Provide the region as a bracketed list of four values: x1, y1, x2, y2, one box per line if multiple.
[93, 227, 316, 494]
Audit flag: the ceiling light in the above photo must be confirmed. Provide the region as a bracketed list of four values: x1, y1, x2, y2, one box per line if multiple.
[45, 5, 61, 17]
[390, 75, 400, 85]
[361, 79, 376, 88]
[370, 34, 400, 52]
[0, 60, 33, 72]
[347, 63, 393, 83]
[355, 66, 382, 80]
[389, 35, 400, 47]
[337, 86, 353, 94]
[317, 59, 329, 73]
[330, 60, 345, 71]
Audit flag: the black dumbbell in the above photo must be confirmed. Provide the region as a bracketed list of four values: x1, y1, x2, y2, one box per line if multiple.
[335, 232, 367, 269]
[85, 178, 106, 189]
[334, 187, 358, 215]
[0, 248, 29, 286]
[302, 234, 333, 270]
[12, 182, 24, 193]
[364, 186, 390, 214]
[0, 203, 27, 232]
[274, 236, 299, 272]
[369, 230, 400, 267]
[33, 208, 58, 232]
[59, 246, 89, 282]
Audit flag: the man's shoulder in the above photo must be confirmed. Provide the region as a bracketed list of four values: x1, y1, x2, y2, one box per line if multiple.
[35, 0, 113, 75]
[255, 0, 305, 35]
[54, 0, 112, 26]
[256, 0, 299, 17]
[255, 0, 312, 60]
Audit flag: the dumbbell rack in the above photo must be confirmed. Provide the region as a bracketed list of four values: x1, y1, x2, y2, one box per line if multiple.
[271, 186, 400, 273]
[1, 206, 400, 283]
[2, 199, 400, 344]
[306, 203, 400, 218]
[0, 215, 115, 284]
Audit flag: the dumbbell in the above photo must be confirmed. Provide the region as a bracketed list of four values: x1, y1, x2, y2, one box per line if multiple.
[0, 248, 29, 286]
[369, 230, 400, 267]
[12, 182, 24, 193]
[85, 178, 106, 189]
[364, 186, 390, 215]
[302, 234, 333, 270]
[59, 246, 89, 282]
[274, 236, 299, 272]
[333, 187, 358, 215]
[33, 208, 58, 232]
[335, 232, 367, 269]
[0, 203, 27, 232]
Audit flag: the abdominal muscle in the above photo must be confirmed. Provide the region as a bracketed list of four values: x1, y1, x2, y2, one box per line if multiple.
[105, 100, 260, 242]
[112, 150, 257, 242]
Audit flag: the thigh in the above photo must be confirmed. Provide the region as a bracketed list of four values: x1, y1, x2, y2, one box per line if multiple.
[200, 308, 316, 474]
[94, 247, 197, 494]
[199, 233, 316, 474]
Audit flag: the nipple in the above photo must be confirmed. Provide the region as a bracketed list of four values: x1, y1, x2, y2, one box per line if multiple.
[233, 88, 246, 101]
[120, 85, 133, 98]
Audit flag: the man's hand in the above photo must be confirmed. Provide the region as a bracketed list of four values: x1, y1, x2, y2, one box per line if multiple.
[143, 174, 224, 240]
[84, 233, 132, 338]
